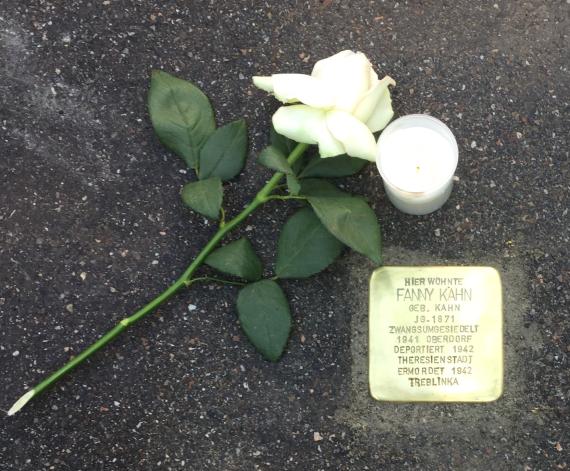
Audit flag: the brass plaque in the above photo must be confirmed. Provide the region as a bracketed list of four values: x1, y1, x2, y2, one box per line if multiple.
[369, 266, 503, 402]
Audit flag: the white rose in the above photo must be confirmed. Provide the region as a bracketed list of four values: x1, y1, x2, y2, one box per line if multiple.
[253, 50, 396, 162]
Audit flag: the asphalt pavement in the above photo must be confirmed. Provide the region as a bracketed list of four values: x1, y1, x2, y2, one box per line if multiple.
[0, 1, 568, 469]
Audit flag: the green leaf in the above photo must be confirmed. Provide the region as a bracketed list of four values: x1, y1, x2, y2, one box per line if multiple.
[298, 180, 381, 263]
[300, 154, 369, 178]
[270, 125, 296, 156]
[276, 207, 343, 279]
[286, 174, 301, 195]
[308, 195, 382, 264]
[148, 70, 215, 169]
[291, 153, 309, 175]
[237, 280, 292, 361]
[299, 179, 346, 197]
[258, 146, 293, 174]
[198, 119, 248, 181]
[181, 177, 222, 219]
[205, 238, 262, 281]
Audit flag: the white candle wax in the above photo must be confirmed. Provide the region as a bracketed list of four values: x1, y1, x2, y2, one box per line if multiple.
[376, 114, 458, 215]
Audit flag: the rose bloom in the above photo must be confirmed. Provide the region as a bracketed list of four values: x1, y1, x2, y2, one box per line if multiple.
[253, 50, 395, 162]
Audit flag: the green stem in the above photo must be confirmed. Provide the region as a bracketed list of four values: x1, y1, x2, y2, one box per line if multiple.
[270, 183, 288, 192]
[263, 195, 307, 202]
[9, 142, 308, 415]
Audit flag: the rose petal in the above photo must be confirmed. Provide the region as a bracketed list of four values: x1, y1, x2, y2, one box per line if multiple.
[311, 50, 353, 77]
[364, 76, 396, 133]
[252, 76, 274, 93]
[272, 105, 345, 157]
[311, 51, 373, 113]
[269, 74, 335, 108]
[272, 105, 322, 144]
[369, 67, 379, 87]
[325, 110, 377, 161]
[353, 76, 396, 129]
[317, 125, 346, 159]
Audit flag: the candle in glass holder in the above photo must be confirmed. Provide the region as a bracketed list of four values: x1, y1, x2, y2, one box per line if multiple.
[376, 114, 458, 215]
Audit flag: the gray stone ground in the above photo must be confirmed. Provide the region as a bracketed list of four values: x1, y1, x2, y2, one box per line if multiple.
[0, 1, 568, 469]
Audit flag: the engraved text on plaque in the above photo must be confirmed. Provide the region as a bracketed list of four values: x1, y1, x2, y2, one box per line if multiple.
[369, 266, 503, 402]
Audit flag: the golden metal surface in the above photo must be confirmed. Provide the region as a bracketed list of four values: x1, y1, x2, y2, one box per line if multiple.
[369, 266, 503, 402]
